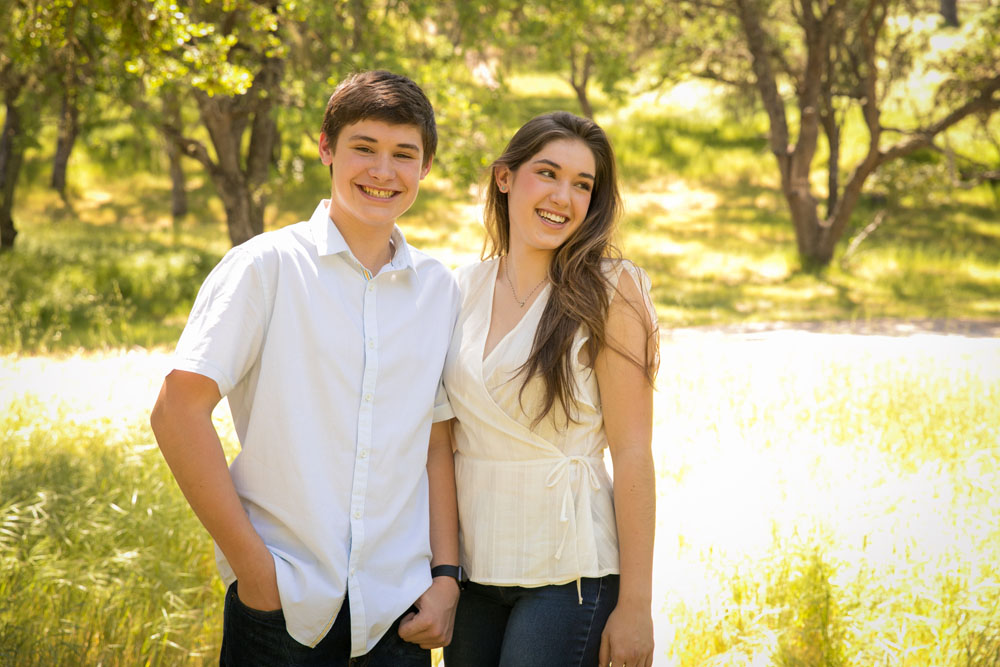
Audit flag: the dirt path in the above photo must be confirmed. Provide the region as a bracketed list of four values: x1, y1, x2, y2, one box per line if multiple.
[666, 317, 1000, 339]
[3, 320, 997, 422]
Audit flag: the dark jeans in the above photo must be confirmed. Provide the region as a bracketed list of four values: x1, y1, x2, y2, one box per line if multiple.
[220, 581, 430, 667]
[443, 575, 619, 667]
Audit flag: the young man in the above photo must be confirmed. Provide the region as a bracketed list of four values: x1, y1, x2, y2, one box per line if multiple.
[150, 70, 461, 666]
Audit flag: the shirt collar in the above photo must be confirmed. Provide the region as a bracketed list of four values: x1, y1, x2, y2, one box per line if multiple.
[309, 200, 419, 280]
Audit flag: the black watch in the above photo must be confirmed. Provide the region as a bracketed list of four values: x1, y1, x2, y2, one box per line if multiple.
[431, 564, 464, 589]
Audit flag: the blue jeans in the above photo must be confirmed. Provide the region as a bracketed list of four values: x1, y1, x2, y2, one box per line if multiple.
[220, 581, 430, 666]
[443, 575, 619, 667]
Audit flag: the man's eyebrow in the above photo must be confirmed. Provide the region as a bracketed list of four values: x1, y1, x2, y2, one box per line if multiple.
[348, 134, 420, 152]
[532, 158, 594, 180]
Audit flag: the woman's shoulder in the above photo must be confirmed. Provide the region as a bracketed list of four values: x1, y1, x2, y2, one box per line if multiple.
[454, 257, 499, 292]
[599, 257, 651, 294]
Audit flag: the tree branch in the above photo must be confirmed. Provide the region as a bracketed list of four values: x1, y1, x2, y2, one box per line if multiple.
[881, 74, 1000, 162]
[733, 0, 791, 167]
[828, 73, 1000, 239]
[161, 121, 220, 176]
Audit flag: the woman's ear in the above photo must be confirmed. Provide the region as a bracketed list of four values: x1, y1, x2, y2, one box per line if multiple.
[494, 166, 511, 193]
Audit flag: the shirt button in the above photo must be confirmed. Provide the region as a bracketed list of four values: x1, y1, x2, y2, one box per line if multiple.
[364, 393, 373, 402]
[359, 449, 368, 459]
[353, 510, 361, 519]
[367, 338, 375, 349]
[367, 283, 375, 292]
[349, 567, 356, 576]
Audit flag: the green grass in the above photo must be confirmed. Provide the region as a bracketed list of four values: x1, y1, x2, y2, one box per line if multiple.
[2, 337, 998, 665]
[0, 398, 223, 665]
[0, 219, 223, 353]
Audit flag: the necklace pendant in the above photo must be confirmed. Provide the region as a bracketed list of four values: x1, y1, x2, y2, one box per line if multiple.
[504, 257, 546, 309]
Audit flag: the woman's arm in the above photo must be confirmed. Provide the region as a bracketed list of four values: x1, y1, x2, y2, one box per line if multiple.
[595, 269, 657, 667]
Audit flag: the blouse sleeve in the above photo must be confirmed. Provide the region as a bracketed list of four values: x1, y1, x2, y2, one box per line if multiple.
[608, 259, 658, 335]
[568, 259, 659, 382]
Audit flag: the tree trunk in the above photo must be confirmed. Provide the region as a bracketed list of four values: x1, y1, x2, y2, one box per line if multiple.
[51, 88, 79, 198]
[191, 57, 282, 246]
[0, 96, 25, 250]
[349, 0, 367, 50]
[215, 174, 264, 247]
[940, 0, 959, 27]
[161, 91, 188, 220]
[167, 140, 188, 220]
[736, 0, 826, 266]
[569, 49, 594, 119]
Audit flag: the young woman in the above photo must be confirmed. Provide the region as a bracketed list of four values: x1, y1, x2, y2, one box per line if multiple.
[441, 112, 659, 667]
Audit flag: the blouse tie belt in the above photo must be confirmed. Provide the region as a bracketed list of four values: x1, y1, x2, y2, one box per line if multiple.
[545, 455, 603, 603]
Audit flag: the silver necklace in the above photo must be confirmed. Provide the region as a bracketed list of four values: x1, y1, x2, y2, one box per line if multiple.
[504, 257, 548, 308]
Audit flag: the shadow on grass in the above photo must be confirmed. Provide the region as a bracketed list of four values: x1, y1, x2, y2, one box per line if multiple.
[1, 220, 223, 353]
[625, 172, 1000, 327]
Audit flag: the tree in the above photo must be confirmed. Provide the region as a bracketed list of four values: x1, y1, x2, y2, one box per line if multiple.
[1, 0, 153, 249]
[0, 68, 29, 250]
[721, 0, 999, 268]
[125, 0, 499, 246]
[47, 1, 111, 202]
[122, 0, 288, 246]
[0, 0, 54, 250]
[453, 0, 671, 119]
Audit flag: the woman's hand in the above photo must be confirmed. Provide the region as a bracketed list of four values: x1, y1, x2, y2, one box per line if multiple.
[598, 600, 654, 667]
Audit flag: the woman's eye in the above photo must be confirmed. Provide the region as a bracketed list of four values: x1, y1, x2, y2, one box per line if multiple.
[576, 183, 592, 192]
[538, 169, 555, 178]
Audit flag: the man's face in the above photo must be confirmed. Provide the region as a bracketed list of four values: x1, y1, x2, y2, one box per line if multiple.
[320, 119, 432, 235]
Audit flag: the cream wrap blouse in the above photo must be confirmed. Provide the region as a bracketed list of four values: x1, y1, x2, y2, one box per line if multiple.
[443, 257, 656, 594]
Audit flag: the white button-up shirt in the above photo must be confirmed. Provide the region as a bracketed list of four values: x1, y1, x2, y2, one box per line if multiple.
[172, 201, 460, 655]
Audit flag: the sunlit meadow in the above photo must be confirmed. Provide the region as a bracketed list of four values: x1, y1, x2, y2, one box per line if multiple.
[2, 332, 998, 665]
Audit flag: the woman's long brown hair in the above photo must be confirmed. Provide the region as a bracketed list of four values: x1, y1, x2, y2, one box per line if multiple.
[483, 111, 658, 425]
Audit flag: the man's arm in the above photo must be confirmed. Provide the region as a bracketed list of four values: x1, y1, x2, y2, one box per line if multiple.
[398, 418, 460, 648]
[150, 369, 280, 611]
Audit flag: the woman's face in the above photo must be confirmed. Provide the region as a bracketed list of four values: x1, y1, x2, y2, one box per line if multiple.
[496, 138, 596, 256]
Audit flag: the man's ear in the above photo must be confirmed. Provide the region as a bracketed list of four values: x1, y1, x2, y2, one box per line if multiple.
[319, 132, 334, 165]
[420, 154, 434, 180]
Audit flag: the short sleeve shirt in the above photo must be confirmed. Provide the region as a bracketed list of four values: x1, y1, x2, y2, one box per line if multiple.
[172, 200, 460, 655]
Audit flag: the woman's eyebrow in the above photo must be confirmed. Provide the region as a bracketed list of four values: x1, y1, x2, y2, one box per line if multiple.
[532, 158, 594, 180]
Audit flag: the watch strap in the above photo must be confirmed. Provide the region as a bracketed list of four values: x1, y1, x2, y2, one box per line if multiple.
[430, 564, 463, 584]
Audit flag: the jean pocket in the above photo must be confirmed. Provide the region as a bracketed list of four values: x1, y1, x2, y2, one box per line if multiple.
[231, 581, 285, 625]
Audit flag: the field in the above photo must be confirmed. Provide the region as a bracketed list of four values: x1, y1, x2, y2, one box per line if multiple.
[2, 70, 999, 664]
[3, 332, 999, 665]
